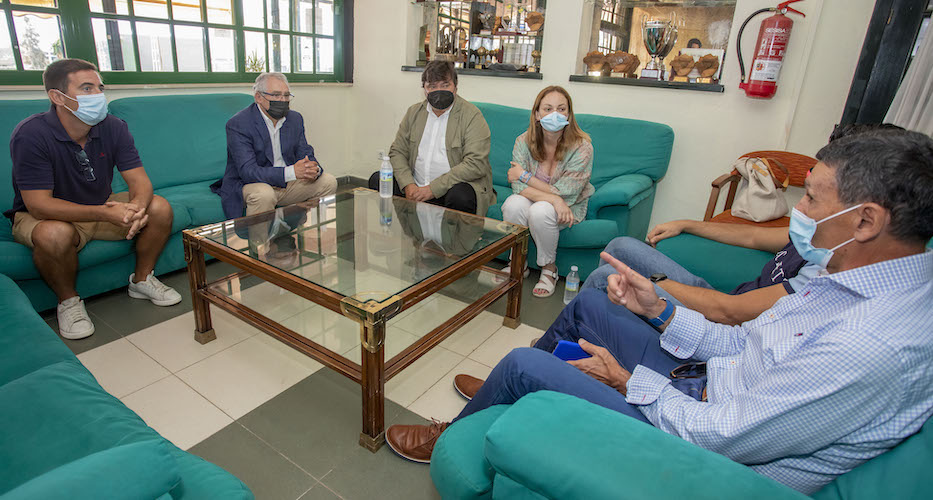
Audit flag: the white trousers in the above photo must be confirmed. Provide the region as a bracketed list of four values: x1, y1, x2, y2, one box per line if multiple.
[501, 194, 565, 268]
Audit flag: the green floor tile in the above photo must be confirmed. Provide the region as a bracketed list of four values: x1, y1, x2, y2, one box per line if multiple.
[237, 369, 413, 480]
[486, 266, 568, 331]
[188, 422, 318, 500]
[48, 310, 125, 356]
[318, 438, 441, 500]
[298, 482, 343, 500]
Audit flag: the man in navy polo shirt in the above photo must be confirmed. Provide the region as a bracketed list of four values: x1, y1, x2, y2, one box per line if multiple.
[4, 59, 181, 340]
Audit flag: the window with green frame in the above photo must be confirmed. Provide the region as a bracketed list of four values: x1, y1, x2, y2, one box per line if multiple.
[0, 0, 348, 85]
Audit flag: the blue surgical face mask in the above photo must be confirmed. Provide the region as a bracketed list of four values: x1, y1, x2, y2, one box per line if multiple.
[57, 90, 108, 126]
[789, 204, 863, 269]
[539, 111, 570, 132]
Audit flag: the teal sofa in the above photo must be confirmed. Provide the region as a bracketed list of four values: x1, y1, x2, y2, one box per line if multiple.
[0, 93, 254, 312]
[0, 272, 252, 498]
[430, 391, 933, 500]
[474, 102, 674, 279]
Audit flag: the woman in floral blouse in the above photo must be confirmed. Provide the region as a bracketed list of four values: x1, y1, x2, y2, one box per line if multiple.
[502, 86, 594, 297]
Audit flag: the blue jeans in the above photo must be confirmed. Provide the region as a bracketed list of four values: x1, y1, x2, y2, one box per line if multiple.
[452, 289, 706, 425]
[582, 237, 714, 306]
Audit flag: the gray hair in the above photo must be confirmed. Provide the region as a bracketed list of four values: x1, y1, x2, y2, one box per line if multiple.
[816, 130, 933, 244]
[253, 72, 289, 93]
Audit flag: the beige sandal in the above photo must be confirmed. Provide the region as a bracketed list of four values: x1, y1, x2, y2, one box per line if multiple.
[533, 269, 559, 298]
[495, 262, 530, 284]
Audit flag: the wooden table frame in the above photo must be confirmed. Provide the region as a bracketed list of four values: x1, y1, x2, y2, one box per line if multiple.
[182, 217, 529, 452]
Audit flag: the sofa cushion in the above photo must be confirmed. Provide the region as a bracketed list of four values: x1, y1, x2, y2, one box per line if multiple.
[108, 93, 254, 192]
[812, 415, 933, 500]
[0, 359, 168, 492]
[0, 274, 74, 385]
[157, 180, 226, 226]
[557, 219, 619, 249]
[3, 440, 180, 500]
[431, 404, 511, 500]
[655, 233, 775, 293]
[491, 473, 548, 500]
[484, 392, 805, 500]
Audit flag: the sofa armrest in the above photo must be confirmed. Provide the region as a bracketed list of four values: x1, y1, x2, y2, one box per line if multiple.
[586, 174, 654, 219]
[483, 391, 806, 500]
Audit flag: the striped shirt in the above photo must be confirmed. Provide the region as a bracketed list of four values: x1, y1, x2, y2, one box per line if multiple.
[626, 250, 933, 494]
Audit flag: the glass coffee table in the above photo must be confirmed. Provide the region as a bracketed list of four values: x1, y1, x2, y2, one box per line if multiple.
[182, 188, 529, 451]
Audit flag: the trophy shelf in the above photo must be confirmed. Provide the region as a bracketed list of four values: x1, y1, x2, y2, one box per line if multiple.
[568, 74, 724, 93]
[401, 65, 544, 80]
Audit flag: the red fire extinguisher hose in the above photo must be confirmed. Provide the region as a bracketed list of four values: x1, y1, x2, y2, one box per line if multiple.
[737, 8, 776, 85]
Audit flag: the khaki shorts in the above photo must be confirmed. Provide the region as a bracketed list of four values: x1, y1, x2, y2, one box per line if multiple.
[12, 192, 132, 251]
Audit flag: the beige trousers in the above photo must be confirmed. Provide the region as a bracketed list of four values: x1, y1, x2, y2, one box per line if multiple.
[241, 173, 338, 216]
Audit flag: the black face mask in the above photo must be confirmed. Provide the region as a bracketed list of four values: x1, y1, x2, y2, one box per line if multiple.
[426, 90, 455, 110]
[266, 100, 289, 119]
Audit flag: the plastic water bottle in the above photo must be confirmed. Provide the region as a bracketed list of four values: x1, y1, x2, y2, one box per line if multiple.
[563, 265, 580, 305]
[378, 152, 393, 198]
[379, 196, 393, 229]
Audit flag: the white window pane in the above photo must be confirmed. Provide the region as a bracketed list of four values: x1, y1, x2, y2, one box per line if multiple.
[209, 28, 235, 71]
[0, 17, 16, 70]
[316, 0, 334, 36]
[134, 0, 168, 19]
[11, 0, 56, 6]
[91, 18, 137, 71]
[175, 25, 205, 71]
[268, 32, 290, 72]
[173, 0, 203, 22]
[316, 38, 333, 73]
[296, 35, 313, 72]
[244, 30, 265, 72]
[206, 0, 233, 24]
[89, 0, 129, 15]
[296, 0, 312, 33]
[267, 0, 289, 31]
[242, 0, 263, 28]
[136, 22, 173, 71]
[13, 12, 64, 71]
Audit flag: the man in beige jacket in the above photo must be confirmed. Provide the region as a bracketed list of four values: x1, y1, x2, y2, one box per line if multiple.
[368, 61, 494, 216]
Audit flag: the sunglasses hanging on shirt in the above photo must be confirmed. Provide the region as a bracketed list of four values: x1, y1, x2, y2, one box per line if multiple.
[74, 149, 96, 182]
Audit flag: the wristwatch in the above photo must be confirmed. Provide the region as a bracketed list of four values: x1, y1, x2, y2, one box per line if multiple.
[650, 273, 668, 283]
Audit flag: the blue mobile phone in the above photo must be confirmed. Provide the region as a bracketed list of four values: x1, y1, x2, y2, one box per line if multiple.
[552, 340, 592, 361]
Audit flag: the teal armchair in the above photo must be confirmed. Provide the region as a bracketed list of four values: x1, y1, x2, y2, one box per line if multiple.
[430, 391, 933, 500]
[474, 102, 674, 279]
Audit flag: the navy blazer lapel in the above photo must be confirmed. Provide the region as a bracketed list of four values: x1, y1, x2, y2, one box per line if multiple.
[250, 104, 274, 165]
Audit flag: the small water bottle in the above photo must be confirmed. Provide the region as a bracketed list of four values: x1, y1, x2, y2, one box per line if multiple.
[379, 196, 393, 229]
[563, 265, 580, 305]
[378, 152, 393, 198]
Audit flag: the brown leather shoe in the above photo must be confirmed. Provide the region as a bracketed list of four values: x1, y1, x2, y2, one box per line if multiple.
[530, 336, 541, 348]
[386, 420, 449, 463]
[453, 374, 484, 401]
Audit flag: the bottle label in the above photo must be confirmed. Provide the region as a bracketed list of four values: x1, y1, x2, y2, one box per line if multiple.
[380, 170, 392, 181]
[566, 281, 579, 292]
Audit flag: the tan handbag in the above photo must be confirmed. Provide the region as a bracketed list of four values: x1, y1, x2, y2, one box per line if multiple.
[730, 157, 790, 222]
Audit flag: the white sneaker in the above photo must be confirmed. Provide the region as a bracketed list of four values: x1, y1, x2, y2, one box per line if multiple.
[57, 296, 95, 340]
[128, 272, 182, 306]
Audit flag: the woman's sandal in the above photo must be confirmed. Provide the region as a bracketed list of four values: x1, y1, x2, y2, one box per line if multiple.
[495, 262, 530, 284]
[533, 268, 559, 298]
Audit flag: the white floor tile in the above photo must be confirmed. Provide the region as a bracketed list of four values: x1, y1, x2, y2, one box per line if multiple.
[386, 346, 463, 408]
[440, 311, 504, 357]
[77, 338, 170, 398]
[468, 323, 545, 369]
[177, 336, 323, 419]
[226, 281, 315, 323]
[121, 375, 232, 450]
[393, 295, 469, 337]
[407, 358, 493, 422]
[127, 309, 258, 373]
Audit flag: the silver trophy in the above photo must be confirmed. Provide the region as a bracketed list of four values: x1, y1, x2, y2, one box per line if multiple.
[640, 14, 679, 80]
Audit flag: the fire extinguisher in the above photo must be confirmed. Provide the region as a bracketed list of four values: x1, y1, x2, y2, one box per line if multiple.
[737, 0, 806, 99]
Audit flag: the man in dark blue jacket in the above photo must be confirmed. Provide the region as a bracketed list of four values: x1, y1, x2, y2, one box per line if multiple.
[211, 72, 336, 221]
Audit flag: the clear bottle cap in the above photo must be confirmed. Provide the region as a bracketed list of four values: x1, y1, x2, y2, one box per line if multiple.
[570, 265, 578, 271]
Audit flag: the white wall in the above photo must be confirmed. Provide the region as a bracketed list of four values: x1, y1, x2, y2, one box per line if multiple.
[0, 0, 877, 229]
[347, 0, 877, 228]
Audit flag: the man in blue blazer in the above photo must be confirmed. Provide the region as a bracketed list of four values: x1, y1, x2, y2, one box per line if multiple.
[211, 72, 337, 221]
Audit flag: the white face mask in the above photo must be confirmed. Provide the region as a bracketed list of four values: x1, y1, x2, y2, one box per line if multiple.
[56, 90, 108, 126]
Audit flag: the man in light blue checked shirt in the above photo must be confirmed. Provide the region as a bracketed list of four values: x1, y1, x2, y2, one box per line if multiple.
[385, 130, 933, 495]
